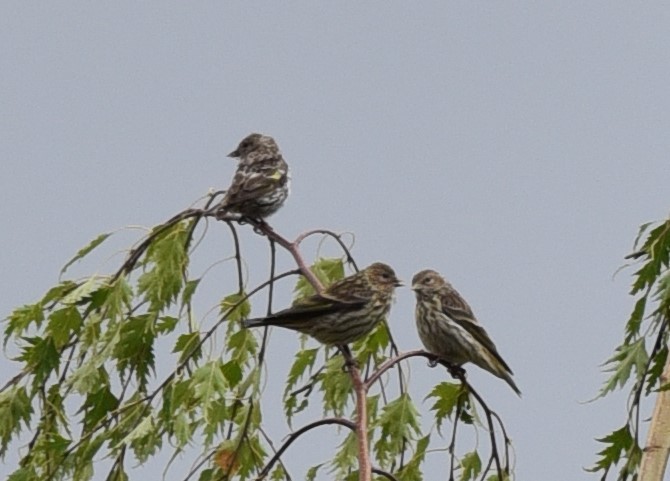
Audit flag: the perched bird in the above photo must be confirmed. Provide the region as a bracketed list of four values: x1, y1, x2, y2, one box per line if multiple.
[216, 133, 290, 220]
[412, 269, 521, 396]
[243, 263, 402, 345]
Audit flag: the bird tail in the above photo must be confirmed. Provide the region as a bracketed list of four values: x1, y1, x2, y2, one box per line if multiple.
[241, 317, 267, 329]
[502, 372, 522, 397]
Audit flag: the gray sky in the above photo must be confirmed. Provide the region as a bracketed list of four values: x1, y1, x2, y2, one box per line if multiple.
[2, 2, 670, 480]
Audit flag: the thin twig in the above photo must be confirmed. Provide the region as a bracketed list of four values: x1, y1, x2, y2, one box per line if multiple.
[372, 467, 399, 481]
[258, 427, 293, 481]
[255, 418, 355, 479]
[448, 400, 463, 481]
[365, 350, 506, 480]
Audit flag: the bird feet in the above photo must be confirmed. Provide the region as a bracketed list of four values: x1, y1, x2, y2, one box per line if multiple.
[426, 356, 466, 379]
[447, 364, 466, 379]
[338, 345, 359, 372]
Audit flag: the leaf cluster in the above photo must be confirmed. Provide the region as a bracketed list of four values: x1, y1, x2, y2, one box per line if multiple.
[590, 218, 670, 480]
[2, 204, 516, 481]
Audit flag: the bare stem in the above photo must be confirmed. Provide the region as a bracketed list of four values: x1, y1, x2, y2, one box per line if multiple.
[341, 346, 372, 481]
[240, 219, 375, 481]
[255, 418, 355, 479]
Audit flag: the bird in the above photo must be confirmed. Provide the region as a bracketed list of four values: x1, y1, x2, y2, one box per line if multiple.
[216, 133, 290, 221]
[411, 269, 521, 396]
[242, 263, 402, 345]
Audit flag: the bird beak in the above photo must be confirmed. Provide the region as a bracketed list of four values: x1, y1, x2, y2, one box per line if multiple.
[410, 283, 419, 291]
[394, 279, 404, 287]
[227, 149, 240, 158]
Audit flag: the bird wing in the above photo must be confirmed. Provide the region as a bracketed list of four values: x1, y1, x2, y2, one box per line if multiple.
[440, 290, 514, 374]
[257, 293, 367, 326]
[222, 169, 286, 207]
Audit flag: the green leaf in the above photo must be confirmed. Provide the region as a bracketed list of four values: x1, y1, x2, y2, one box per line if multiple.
[79, 382, 119, 431]
[182, 278, 201, 307]
[284, 348, 318, 394]
[17, 336, 59, 387]
[294, 257, 345, 300]
[68, 362, 104, 395]
[353, 321, 390, 359]
[198, 468, 216, 481]
[203, 399, 228, 446]
[330, 431, 358, 477]
[373, 393, 421, 466]
[283, 348, 319, 423]
[233, 434, 267, 478]
[60, 232, 112, 276]
[72, 434, 105, 481]
[319, 354, 352, 417]
[305, 464, 323, 481]
[157, 315, 179, 334]
[61, 276, 106, 305]
[426, 382, 467, 433]
[172, 411, 194, 448]
[137, 222, 189, 313]
[7, 466, 37, 481]
[598, 338, 648, 398]
[631, 220, 670, 295]
[4, 303, 44, 345]
[588, 425, 634, 473]
[191, 361, 228, 426]
[40, 280, 79, 306]
[396, 435, 430, 481]
[647, 344, 668, 394]
[173, 332, 202, 363]
[123, 414, 162, 463]
[625, 297, 647, 341]
[460, 451, 482, 481]
[113, 315, 156, 389]
[226, 328, 258, 364]
[220, 292, 251, 322]
[46, 306, 83, 348]
[105, 277, 133, 321]
[0, 386, 33, 458]
[270, 465, 288, 481]
[221, 361, 243, 388]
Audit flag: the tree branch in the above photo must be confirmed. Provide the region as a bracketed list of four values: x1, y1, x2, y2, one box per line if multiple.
[365, 349, 507, 480]
[255, 417, 355, 479]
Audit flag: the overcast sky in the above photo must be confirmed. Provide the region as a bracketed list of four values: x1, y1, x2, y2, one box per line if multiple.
[2, 3, 670, 481]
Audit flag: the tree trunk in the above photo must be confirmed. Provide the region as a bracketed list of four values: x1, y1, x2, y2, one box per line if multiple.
[639, 353, 670, 481]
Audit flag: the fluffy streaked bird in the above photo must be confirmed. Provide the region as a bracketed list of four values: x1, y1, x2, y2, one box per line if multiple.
[243, 263, 401, 345]
[216, 133, 289, 220]
[412, 269, 521, 396]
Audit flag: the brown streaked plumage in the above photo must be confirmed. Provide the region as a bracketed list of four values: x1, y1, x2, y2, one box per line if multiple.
[243, 263, 402, 345]
[412, 269, 521, 396]
[217, 133, 290, 220]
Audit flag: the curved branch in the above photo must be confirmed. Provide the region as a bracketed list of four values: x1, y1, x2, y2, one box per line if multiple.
[364, 350, 434, 390]
[372, 467, 399, 481]
[255, 418, 355, 479]
[365, 349, 507, 480]
[112, 208, 205, 281]
[294, 229, 359, 271]
[244, 220, 324, 293]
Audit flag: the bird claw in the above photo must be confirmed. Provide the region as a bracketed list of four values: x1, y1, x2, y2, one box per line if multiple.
[426, 356, 466, 379]
[447, 364, 466, 379]
[342, 357, 359, 372]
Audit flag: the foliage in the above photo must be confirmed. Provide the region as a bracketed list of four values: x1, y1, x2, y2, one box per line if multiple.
[1, 198, 515, 481]
[590, 218, 670, 480]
